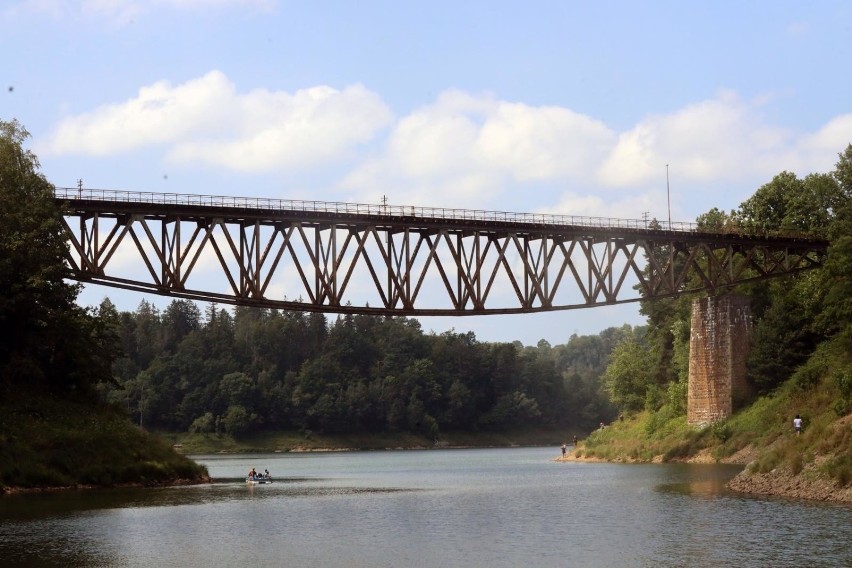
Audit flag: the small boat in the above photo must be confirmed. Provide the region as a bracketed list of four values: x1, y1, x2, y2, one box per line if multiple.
[246, 476, 273, 485]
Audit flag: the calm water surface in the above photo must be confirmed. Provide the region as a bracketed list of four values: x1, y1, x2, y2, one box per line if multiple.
[1, 447, 850, 567]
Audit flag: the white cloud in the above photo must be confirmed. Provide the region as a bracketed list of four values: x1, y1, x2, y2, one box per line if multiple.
[340, 88, 849, 217]
[42, 71, 394, 172]
[342, 90, 615, 207]
[475, 101, 615, 182]
[42, 79, 851, 220]
[540, 191, 666, 222]
[9, 0, 274, 21]
[598, 91, 792, 187]
[795, 114, 852, 171]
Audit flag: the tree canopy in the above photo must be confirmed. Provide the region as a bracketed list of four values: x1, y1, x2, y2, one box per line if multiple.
[0, 119, 119, 393]
[99, 302, 622, 436]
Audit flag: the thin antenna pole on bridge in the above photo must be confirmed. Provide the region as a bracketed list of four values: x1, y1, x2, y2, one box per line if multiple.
[666, 164, 671, 230]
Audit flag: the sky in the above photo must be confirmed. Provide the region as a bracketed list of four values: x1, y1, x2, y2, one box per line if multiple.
[3, 0, 851, 346]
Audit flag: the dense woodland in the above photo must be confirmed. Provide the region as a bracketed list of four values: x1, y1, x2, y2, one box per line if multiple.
[96, 300, 626, 436]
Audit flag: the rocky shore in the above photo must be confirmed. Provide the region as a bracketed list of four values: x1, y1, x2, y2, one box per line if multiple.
[555, 447, 852, 503]
[726, 461, 852, 503]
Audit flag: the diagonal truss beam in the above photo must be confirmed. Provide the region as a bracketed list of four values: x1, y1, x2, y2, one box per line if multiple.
[57, 197, 830, 316]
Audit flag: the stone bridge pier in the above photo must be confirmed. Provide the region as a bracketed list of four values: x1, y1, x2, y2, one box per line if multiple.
[687, 295, 753, 426]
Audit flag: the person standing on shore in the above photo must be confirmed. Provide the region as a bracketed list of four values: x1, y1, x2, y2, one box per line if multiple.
[561, 443, 567, 457]
[793, 415, 803, 435]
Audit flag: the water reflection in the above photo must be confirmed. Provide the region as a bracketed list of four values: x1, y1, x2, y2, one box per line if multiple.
[655, 463, 743, 498]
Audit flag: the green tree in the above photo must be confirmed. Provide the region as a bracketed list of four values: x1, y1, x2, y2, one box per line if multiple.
[222, 404, 253, 435]
[189, 411, 215, 434]
[602, 335, 655, 412]
[162, 299, 201, 352]
[0, 119, 119, 392]
[736, 170, 844, 237]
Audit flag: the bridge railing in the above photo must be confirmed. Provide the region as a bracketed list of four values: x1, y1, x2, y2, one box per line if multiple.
[56, 187, 702, 233]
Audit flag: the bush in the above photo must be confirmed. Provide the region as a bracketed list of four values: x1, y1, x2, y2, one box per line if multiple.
[189, 412, 215, 434]
[710, 421, 732, 442]
[753, 448, 783, 474]
[823, 453, 852, 486]
[789, 452, 804, 476]
[833, 369, 852, 416]
[792, 359, 824, 390]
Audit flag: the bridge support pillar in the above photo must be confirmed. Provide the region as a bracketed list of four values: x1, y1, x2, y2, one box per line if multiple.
[687, 295, 752, 426]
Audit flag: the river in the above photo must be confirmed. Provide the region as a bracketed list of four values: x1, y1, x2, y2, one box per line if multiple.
[1, 447, 850, 567]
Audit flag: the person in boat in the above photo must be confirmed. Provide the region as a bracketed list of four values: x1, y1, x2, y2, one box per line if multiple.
[248, 467, 257, 480]
[264, 469, 271, 479]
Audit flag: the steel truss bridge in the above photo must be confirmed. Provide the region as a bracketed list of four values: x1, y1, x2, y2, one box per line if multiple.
[55, 188, 829, 316]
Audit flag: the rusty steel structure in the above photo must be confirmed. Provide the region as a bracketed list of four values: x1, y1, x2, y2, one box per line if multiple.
[54, 188, 829, 316]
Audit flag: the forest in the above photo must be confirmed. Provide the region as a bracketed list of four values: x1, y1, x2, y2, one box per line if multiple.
[96, 299, 627, 437]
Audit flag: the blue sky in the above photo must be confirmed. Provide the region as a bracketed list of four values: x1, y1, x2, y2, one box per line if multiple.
[4, 0, 851, 345]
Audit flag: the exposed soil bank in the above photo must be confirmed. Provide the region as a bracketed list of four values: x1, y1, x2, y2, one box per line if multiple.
[555, 445, 852, 503]
[727, 463, 852, 503]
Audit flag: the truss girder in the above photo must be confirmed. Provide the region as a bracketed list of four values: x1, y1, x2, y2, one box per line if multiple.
[59, 209, 828, 316]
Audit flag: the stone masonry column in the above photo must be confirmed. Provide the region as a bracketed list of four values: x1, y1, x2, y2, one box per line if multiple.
[687, 295, 752, 426]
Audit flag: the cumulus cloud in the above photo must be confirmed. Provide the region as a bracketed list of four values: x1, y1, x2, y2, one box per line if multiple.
[41, 76, 851, 219]
[335, 88, 851, 216]
[42, 71, 394, 171]
[342, 90, 616, 207]
[598, 91, 792, 187]
[796, 114, 852, 170]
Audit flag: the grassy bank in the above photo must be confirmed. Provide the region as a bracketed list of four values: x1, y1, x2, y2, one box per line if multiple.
[576, 375, 851, 491]
[0, 390, 208, 492]
[161, 426, 577, 455]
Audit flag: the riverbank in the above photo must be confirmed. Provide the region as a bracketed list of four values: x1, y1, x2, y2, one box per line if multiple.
[727, 458, 852, 502]
[554, 444, 852, 503]
[559, 412, 851, 503]
[0, 391, 209, 494]
[162, 426, 576, 454]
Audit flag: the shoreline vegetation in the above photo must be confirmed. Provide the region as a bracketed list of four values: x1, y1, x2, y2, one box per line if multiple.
[164, 427, 571, 455]
[552, 377, 852, 504]
[0, 392, 210, 495]
[3, 371, 849, 503]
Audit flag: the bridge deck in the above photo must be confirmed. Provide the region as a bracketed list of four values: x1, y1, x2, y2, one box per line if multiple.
[55, 187, 824, 248]
[53, 187, 829, 316]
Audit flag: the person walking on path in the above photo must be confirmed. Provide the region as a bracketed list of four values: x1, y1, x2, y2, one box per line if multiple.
[793, 414, 803, 435]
